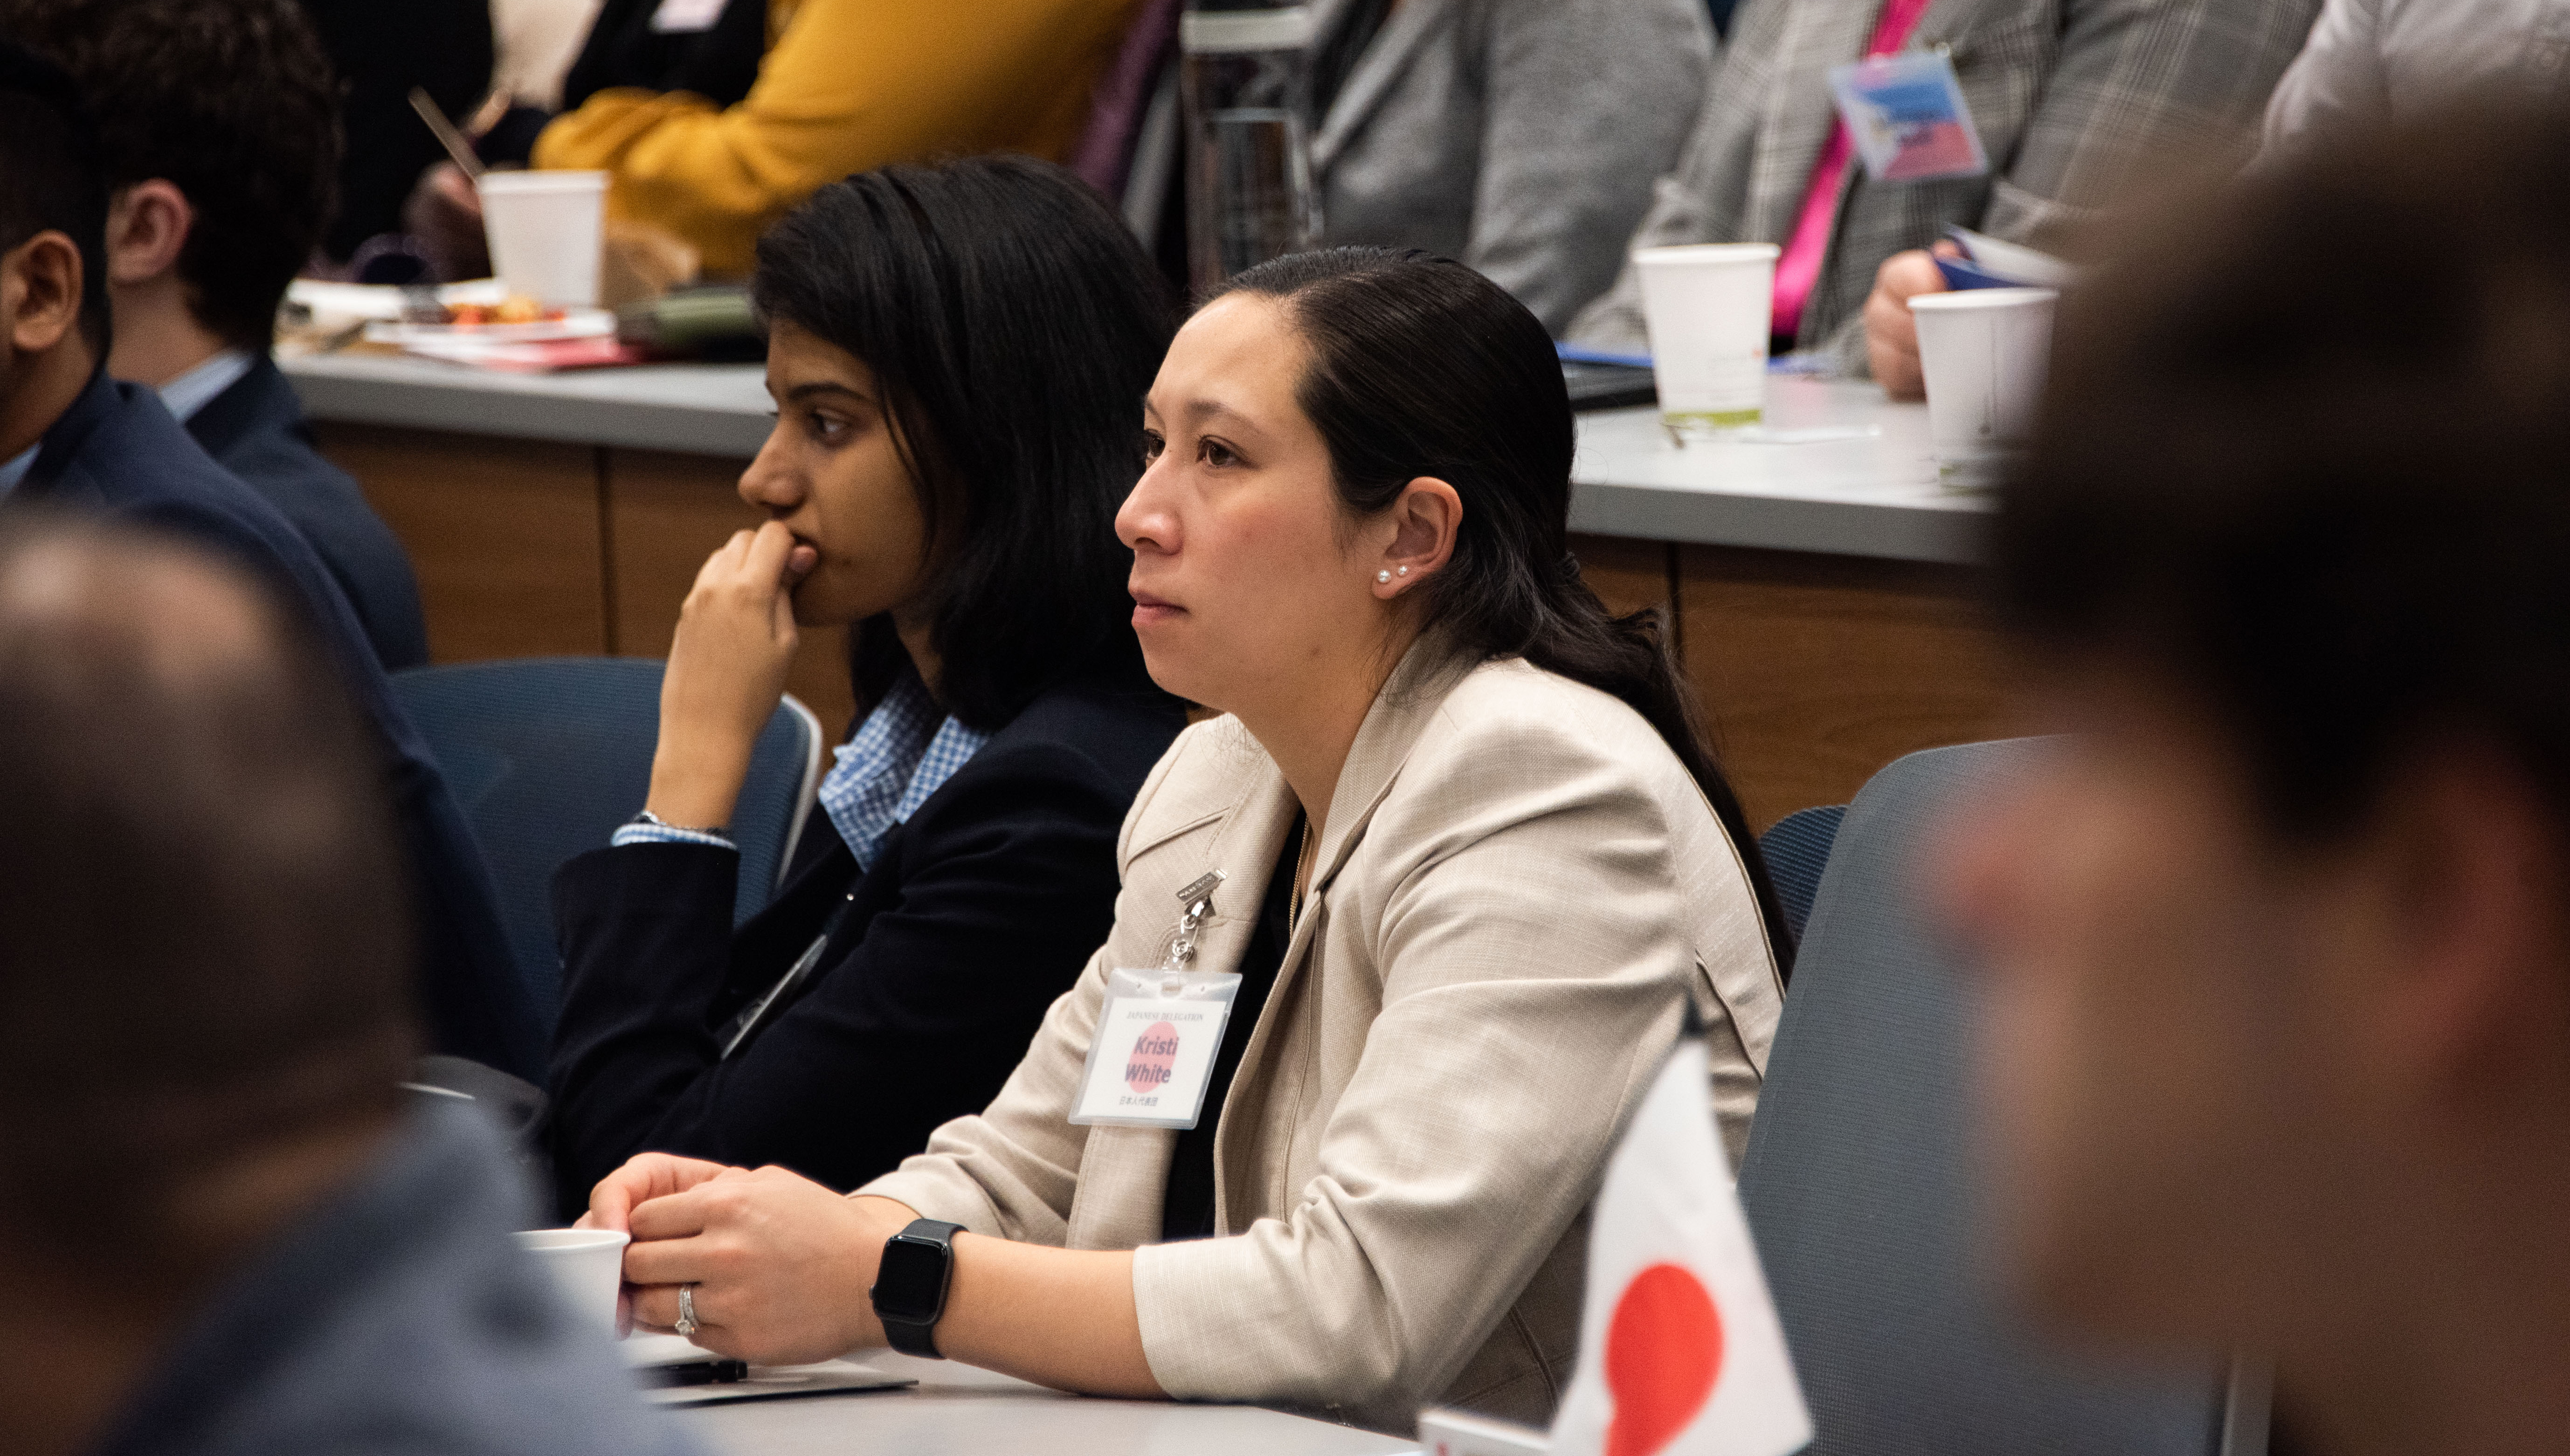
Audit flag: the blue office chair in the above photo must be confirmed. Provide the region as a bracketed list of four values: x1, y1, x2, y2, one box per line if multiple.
[1736, 740, 2263, 1456]
[393, 658, 824, 1025]
[1758, 803, 1847, 945]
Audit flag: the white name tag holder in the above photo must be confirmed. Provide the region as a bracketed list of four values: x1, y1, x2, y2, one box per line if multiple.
[1071, 871, 1242, 1130]
[650, 0, 727, 34]
[1825, 48, 1990, 185]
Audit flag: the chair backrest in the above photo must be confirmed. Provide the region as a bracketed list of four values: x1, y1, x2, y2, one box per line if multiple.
[1757, 803, 1847, 945]
[392, 659, 823, 1022]
[1736, 739, 2242, 1456]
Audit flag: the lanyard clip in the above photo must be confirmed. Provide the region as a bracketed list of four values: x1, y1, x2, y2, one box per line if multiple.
[1167, 870, 1225, 970]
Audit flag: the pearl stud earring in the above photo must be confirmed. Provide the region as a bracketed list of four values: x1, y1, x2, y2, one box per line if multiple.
[1377, 570, 1392, 583]
[1396, 566, 1409, 576]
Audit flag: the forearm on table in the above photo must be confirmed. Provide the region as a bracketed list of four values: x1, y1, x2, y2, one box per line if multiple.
[852, 1196, 1161, 1397]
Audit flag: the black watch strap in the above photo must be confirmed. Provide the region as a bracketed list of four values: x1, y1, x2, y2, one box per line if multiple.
[882, 1310, 945, 1359]
[872, 1218, 965, 1359]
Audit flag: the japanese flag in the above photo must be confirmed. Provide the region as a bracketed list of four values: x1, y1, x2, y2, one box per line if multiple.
[1548, 1035, 1812, 1456]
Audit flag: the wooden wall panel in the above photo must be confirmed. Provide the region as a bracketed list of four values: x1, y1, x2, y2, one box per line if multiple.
[1679, 544, 2017, 829]
[1570, 531, 1675, 624]
[315, 423, 606, 662]
[316, 418, 2010, 824]
[602, 448, 857, 741]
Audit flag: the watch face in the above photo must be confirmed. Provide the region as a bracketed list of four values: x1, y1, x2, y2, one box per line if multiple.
[872, 1235, 950, 1324]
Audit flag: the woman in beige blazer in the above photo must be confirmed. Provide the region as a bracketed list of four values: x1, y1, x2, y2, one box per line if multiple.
[583, 248, 1791, 1435]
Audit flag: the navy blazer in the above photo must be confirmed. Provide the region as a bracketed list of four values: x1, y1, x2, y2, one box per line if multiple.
[186, 355, 430, 671]
[546, 669, 1185, 1217]
[18, 373, 547, 1081]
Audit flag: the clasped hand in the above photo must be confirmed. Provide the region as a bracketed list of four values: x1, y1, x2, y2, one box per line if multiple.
[580, 1152, 919, 1365]
[645, 522, 814, 832]
[1861, 240, 1964, 401]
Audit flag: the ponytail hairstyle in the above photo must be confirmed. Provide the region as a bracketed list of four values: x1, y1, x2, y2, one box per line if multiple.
[1207, 248, 1796, 976]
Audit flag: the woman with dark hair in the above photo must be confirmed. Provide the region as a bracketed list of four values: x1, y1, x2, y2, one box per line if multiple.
[580, 248, 1787, 1435]
[543, 157, 1187, 1217]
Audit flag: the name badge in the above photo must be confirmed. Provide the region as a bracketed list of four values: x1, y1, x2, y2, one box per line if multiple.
[1069, 966, 1244, 1129]
[1071, 869, 1241, 1130]
[1826, 49, 1990, 185]
[650, 0, 727, 34]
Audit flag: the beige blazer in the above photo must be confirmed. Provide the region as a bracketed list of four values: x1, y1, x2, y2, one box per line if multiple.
[860, 642, 1785, 1434]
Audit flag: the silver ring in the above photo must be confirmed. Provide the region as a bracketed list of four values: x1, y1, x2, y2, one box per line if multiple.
[675, 1283, 699, 1338]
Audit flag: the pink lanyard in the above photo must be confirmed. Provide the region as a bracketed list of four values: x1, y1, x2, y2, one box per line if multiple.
[1770, 0, 1937, 340]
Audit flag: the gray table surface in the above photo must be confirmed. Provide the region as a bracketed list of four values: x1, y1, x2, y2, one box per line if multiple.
[674, 1353, 1419, 1456]
[282, 353, 1988, 565]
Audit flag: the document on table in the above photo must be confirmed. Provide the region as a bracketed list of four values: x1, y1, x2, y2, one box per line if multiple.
[622, 1332, 914, 1407]
[641, 1360, 914, 1408]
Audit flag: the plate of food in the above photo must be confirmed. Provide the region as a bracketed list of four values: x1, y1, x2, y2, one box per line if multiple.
[363, 296, 615, 346]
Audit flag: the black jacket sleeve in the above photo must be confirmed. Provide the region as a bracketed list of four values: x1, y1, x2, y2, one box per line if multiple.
[545, 737, 1135, 1217]
[125, 496, 542, 1083]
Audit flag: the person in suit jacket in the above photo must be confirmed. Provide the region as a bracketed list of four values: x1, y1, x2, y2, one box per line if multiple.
[0, 46, 546, 1083]
[182, 358, 429, 669]
[578, 249, 1793, 1435]
[1567, 0, 2320, 393]
[7, 0, 432, 670]
[0, 517, 697, 1456]
[544, 158, 1187, 1218]
[1308, 0, 1716, 335]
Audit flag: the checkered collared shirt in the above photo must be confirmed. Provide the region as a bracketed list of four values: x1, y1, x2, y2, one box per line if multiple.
[614, 671, 990, 869]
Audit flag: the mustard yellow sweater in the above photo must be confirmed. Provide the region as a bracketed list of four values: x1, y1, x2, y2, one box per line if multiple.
[533, 0, 1140, 276]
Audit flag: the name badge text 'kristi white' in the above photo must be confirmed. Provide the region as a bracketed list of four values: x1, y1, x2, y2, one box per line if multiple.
[1069, 871, 1242, 1131]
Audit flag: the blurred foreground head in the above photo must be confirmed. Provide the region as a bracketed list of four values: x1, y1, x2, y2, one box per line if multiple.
[0, 514, 414, 1284]
[1952, 102, 2570, 1454]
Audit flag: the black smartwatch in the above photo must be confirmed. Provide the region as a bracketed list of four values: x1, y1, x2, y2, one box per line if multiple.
[869, 1218, 965, 1358]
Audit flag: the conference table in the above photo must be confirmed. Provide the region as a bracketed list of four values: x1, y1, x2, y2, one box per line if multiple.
[673, 1352, 1418, 1456]
[285, 353, 2014, 827]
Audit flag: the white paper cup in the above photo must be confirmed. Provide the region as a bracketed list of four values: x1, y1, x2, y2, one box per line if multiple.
[1908, 286, 2058, 488]
[478, 170, 609, 308]
[1632, 243, 1779, 438]
[514, 1227, 629, 1334]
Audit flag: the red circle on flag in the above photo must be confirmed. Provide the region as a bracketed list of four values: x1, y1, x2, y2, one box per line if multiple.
[1126, 1020, 1181, 1093]
[1603, 1262, 1724, 1456]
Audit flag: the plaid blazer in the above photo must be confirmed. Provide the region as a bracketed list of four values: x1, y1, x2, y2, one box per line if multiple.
[1568, 0, 2321, 369]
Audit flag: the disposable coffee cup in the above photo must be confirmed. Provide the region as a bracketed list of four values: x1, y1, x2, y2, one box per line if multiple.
[1908, 286, 2057, 489]
[478, 170, 609, 308]
[1632, 242, 1779, 439]
[514, 1227, 629, 1335]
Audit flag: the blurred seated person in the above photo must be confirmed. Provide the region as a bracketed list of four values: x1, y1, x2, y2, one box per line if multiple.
[0, 514, 698, 1456]
[544, 158, 1187, 1217]
[1310, 0, 1715, 335]
[7, 0, 430, 670]
[0, 42, 546, 1082]
[577, 249, 1791, 1435]
[417, 0, 1147, 279]
[1947, 101, 2570, 1456]
[2261, 0, 2570, 154]
[1566, 0, 2320, 396]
